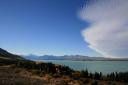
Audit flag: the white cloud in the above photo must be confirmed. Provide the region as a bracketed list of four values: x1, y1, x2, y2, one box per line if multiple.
[80, 0, 128, 58]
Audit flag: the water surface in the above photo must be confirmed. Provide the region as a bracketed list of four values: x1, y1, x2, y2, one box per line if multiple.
[43, 60, 128, 74]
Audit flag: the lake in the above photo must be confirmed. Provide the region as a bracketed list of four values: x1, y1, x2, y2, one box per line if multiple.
[43, 60, 128, 74]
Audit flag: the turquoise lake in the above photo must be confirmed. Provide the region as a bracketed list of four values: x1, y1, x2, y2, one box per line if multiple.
[43, 60, 128, 74]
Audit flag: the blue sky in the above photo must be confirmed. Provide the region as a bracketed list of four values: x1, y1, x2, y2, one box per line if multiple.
[0, 0, 104, 56]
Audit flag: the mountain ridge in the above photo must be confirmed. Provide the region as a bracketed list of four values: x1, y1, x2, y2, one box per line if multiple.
[0, 48, 128, 61]
[23, 54, 128, 61]
[0, 48, 24, 60]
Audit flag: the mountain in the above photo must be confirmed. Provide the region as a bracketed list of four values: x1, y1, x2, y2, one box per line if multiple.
[23, 54, 128, 61]
[23, 55, 63, 61]
[1, 48, 126, 61]
[38, 55, 63, 60]
[0, 48, 24, 60]
[22, 54, 39, 60]
[24, 54, 111, 61]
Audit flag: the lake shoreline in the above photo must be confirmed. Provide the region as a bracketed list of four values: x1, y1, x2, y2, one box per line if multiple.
[41, 60, 128, 74]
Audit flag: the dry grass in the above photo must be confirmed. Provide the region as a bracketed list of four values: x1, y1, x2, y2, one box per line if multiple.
[0, 65, 127, 85]
[0, 65, 48, 85]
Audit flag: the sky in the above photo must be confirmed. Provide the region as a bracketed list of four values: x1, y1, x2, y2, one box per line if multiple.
[0, 0, 127, 58]
[0, 0, 99, 56]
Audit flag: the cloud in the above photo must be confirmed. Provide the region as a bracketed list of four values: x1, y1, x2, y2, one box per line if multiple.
[80, 0, 128, 58]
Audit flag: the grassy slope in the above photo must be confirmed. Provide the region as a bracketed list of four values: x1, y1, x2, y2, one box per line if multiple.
[0, 64, 127, 85]
[0, 65, 48, 85]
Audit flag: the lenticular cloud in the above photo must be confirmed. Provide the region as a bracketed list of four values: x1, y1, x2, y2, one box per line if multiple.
[80, 0, 128, 58]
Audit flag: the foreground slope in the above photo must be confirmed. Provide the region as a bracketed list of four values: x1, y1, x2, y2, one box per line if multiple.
[0, 48, 25, 65]
[0, 48, 24, 60]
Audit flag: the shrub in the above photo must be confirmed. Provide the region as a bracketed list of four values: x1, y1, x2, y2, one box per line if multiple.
[91, 80, 98, 85]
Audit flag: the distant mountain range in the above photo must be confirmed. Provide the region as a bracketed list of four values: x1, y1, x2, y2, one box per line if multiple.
[23, 54, 128, 61]
[0, 48, 128, 61]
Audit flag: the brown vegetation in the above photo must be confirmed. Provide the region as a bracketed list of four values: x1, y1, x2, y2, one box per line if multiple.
[0, 65, 127, 85]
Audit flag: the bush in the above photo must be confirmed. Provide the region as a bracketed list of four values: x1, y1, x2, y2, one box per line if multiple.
[53, 73, 61, 78]
[91, 80, 98, 85]
[80, 78, 90, 84]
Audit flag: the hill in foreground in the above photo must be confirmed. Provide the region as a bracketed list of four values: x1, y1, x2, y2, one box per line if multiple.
[0, 48, 25, 65]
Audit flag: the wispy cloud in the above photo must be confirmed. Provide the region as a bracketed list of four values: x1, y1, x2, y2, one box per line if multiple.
[80, 0, 128, 58]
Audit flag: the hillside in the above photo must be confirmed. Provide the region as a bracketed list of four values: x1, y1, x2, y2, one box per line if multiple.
[0, 48, 24, 60]
[0, 65, 126, 85]
[0, 48, 25, 65]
